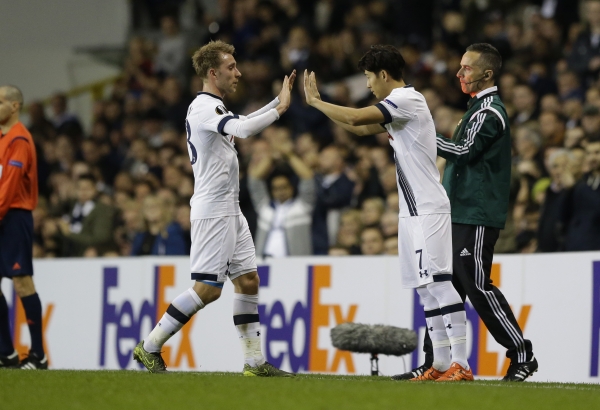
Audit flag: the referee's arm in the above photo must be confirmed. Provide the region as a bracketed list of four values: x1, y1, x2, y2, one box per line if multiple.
[436, 114, 502, 166]
[0, 139, 30, 220]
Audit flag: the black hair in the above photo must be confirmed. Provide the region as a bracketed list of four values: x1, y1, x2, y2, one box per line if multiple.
[466, 43, 502, 80]
[357, 45, 405, 81]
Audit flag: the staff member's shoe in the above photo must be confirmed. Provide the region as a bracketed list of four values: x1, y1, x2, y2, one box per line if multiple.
[0, 351, 19, 368]
[502, 356, 538, 381]
[436, 363, 474, 381]
[391, 362, 432, 380]
[19, 352, 48, 370]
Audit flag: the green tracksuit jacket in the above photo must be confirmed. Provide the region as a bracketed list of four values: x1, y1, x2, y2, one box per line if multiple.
[436, 86, 511, 229]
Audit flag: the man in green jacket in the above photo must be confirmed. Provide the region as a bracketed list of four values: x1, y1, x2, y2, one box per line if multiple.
[394, 43, 537, 381]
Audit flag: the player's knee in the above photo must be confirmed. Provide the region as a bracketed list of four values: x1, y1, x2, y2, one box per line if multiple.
[192, 281, 222, 304]
[427, 280, 461, 305]
[12, 275, 36, 298]
[232, 271, 259, 294]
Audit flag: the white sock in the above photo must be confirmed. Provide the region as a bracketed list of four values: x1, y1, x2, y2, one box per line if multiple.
[417, 286, 451, 372]
[442, 310, 469, 370]
[233, 293, 264, 367]
[144, 288, 204, 353]
[426, 280, 470, 370]
[428, 314, 451, 372]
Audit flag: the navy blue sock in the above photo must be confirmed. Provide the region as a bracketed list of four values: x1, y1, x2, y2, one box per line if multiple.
[20, 293, 44, 356]
[0, 294, 14, 355]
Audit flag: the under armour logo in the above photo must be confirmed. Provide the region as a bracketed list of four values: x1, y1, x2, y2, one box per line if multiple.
[446, 324, 452, 329]
[419, 270, 429, 278]
[225, 260, 231, 275]
[428, 327, 433, 332]
[256, 331, 261, 336]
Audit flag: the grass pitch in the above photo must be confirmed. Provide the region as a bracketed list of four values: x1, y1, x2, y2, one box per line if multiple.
[1, 370, 599, 410]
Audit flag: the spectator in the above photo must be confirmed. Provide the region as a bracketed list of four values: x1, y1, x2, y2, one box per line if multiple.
[154, 15, 187, 82]
[360, 227, 384, 256]
[511, 84, 539, 126]
[50, 93, 83, 140]
[312, 145, 355, 255]
[360, 197, 385, 228]
[380, 210, 399, 238]
[568, 0, 600, 85]
[53, 174, 118, 256]
[383, 235, 399, 255]
[562, 135, 600, 251]
[249, 138, 316, 257]
[581, 104, 600, 139]
[537, 149, 574, 252]
[131, 195, 187, 256]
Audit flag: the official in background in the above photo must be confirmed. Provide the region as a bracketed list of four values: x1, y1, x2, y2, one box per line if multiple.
[395, 44, 538, 381]
[0, 85, 47, 369]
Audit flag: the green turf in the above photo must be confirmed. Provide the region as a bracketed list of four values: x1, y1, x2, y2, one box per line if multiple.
[1, 370, 599, 410]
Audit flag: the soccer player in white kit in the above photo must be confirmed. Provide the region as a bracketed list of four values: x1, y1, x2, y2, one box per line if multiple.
[304, 45, 473, 381]
[134, 40, 296, 377]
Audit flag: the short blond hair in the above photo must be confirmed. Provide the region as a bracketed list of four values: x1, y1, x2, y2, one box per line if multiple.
[192, 40, 235, 80]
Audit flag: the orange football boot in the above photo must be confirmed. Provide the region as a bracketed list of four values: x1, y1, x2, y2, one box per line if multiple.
[436, 362, 474, 382]
[410, 367, 445, 381]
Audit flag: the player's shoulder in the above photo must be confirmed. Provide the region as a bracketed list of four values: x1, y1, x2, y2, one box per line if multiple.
[190, 92, 230, 118]
[5, 123, 33, 147]
[384, 85, 423, 107]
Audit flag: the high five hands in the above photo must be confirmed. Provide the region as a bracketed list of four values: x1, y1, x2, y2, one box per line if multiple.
[277, 69, 297, 111]
[303, 69, 321, 106]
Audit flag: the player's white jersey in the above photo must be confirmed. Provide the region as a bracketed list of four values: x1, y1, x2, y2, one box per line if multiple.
[375, 85, 450, 218]
[185, 92, 242, 220]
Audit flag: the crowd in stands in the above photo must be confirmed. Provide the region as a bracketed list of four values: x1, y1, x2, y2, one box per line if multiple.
[26, 0, 600, 257]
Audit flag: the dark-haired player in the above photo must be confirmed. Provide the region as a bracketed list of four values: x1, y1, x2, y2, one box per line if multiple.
[304, 46, 472, 381]
[0, 85, 46, 369]
[396, 43, 538, 381]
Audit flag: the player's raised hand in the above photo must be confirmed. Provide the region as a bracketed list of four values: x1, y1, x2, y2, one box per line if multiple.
[278, 69, 296, 104]
[303, 70, 321, 106]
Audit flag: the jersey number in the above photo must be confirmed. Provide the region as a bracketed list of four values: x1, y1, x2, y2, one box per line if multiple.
[185, 119, 197, 165]
[416, 249, 428, 278]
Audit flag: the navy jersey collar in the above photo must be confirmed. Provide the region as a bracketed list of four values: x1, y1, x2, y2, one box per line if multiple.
[197, 92, 223, 102]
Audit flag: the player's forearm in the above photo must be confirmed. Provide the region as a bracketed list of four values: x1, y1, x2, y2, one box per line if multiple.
[311, 100, 364, 126]
[332, 119, 383, 136]
[224, 109, 279, 139]
[245, 97, 280, 119]
[287, 154, 313, 180]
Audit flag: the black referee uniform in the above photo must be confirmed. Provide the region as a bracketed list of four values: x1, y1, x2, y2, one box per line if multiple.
[429, 86, 534, 368]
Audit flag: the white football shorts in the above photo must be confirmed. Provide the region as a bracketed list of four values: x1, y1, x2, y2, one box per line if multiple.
[397, 213, 453, 289]
[190, 214, 257, 286]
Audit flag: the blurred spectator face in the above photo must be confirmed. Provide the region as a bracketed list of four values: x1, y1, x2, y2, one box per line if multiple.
[28, 101, 46, 123]
[71, 161, 90, 178]
[538, 111, 564, 144]
[134, 182, 152, 202]
[512, 85, 536, 113]
[383, 236, 398, 255]
[176, 205, 191, 231]
[319, 146, 343, 175]
[295, 133, 319, 156]
[540, 94, 561, 113]
[162, 78, 182, 105]
[563, 99, 583, 122]
[514, 127, 541, 158]
[51, 94, 67, 116]
[77, 178, 97, 204]
[588, 0, 600, 26]
[105, 100, 122, 123]
[586, 141, 600, 173]
[380, 211, 399, 237]
[361, 197, 384, 227]
[160, 16, 179, 37]
[557, 71, 580, 99]
[178, 176, 194, 198]
[114, 172, 134, 194]
[340, 210, 362, 234]
[271, 176, 294, 203]
[586, 88, 600, 109]
[113, 191, 131, 210]
[564, 127, 585, 148]
[433, 106, 456, 136]
[81, 140, 102, 165]
[130, 139, 149, 162]
[386, 192, 399, 212]
[163, 166, 183, 190]
[55, 135, 75, 164]
[582, 109, 600, 136]
[499, 73, 517, 101]
[547, 151, 569, 181]
[370, 147, 390, 172]
[379, 164, 397, 194]
[360, 228, 384, 255]
[142, 196, 166, 226]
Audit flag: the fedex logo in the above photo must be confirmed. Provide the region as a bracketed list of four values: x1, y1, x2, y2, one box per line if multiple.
[8, 290, 54, 364]
[412, 263, 531, 376]
[99, 265, 196, 369]
[258, 265, 358, 373]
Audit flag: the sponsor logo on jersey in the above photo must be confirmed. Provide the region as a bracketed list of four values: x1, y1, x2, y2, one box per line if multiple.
[100, 265, 196, 370]
[215, 105, 228, 115]
[258, 265, 358, 373]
